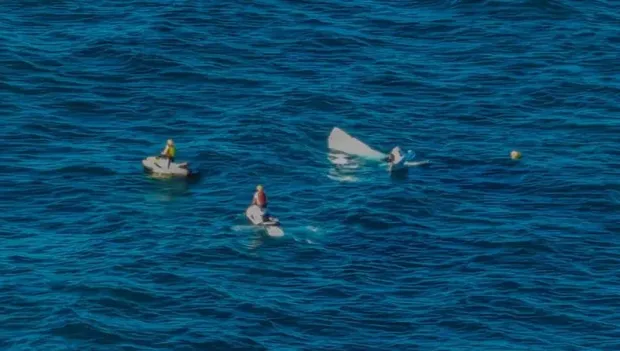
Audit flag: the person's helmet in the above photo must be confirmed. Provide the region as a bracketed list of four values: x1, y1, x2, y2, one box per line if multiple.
[167, 139, 174, 146]
[256, 185, 263, 191]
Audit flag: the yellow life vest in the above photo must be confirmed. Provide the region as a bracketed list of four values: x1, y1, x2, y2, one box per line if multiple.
[167, 146, 176, 157]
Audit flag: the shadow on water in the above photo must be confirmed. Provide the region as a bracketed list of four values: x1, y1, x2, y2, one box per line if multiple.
[143, 171, 203, 202]
[247, 231, 267, 251]
[144, 169, 202, 184]
[389, 168, 410, 182]
[233, 215, 277, 252]
[243, 227, 292, 252]
[388, 160, 432, 182]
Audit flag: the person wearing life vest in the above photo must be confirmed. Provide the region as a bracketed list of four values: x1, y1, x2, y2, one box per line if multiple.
[160, 139, 176, 168]
[252, 185, 267, 209]
[252, 185, 268, 219]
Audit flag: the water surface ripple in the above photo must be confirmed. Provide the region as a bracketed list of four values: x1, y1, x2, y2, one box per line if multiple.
[1, 0, 619, 350]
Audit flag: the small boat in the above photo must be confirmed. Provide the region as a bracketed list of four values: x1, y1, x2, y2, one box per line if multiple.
[142, 156, 198, 177]
[245, 205, 284, 237]
[328, 127, 418, 174]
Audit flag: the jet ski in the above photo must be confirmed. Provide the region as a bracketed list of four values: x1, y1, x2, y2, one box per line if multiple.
[142, 156, 197, 177]
[245, 205, 284, 237]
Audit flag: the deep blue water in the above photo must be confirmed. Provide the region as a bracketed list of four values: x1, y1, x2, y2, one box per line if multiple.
[1, 0, 619, 350]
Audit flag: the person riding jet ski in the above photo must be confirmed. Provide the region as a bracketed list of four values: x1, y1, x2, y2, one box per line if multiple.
[251, 185, 269, 221]
[159, 139, 176, 168]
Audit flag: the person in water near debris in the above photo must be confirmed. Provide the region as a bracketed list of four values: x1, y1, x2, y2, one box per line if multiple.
[385, 146, 403, 164]
[160, 139, 176, 167]
[251, 185, 269, 220]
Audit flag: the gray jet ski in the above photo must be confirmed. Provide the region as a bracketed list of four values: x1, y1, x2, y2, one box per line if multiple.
[142, 156, 198, 177]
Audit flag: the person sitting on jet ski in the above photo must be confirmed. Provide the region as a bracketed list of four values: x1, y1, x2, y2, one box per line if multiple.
[251, 185, 269, 221]
[159, 139, 176, 167]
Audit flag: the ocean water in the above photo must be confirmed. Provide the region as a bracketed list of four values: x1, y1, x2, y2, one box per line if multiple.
[1, 0, 619, 350]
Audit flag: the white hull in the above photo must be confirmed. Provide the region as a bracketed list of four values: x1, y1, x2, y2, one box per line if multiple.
[327, 127, 385, 159]
[245, 205, 284, 237]
[142, 156, 193, 177]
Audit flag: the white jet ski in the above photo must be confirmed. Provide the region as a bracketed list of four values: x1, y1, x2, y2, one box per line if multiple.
[245, 205, 284, 237]
[327, 127, 386, 160]
[142, 156, 197, 177]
